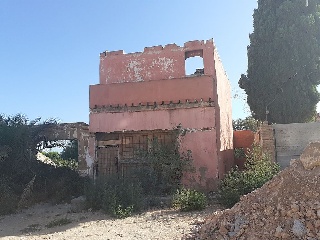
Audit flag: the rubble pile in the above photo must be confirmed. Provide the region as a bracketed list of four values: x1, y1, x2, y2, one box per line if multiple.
[186, 142, 320, 240]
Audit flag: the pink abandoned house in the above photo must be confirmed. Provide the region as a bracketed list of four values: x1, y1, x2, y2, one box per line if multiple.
[88, 39, 233, 189]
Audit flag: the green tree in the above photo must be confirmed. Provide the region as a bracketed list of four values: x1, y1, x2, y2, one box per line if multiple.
[0, 114, 83, 214]
[233, 116, 260, 131]
[61, 140, 78, 161]
[239, 0, 320, 123]
[42, 141, 79, 169]
[43, 151, 62, 161]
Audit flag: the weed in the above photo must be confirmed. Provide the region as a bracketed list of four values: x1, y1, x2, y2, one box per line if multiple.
[135, 138, 194, 195]
[85, 175, 143, 218]
[218, 144, 279, 207]
[113, 205, 134, 218]
[172, 188, 207, 212]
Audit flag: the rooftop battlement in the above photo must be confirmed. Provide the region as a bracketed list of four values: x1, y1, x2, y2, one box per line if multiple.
[99, 39, 216, 84]
[100, 39, 213, 58]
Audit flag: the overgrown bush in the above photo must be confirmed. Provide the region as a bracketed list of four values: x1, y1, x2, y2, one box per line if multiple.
[84, 135, 195, 217]
[218, 144, 279, 208]
[0, 179, 19, 215]
[217, 167, 245, 208]
[85, 175, 143, 218]
[42, 151, 78, 170]
[234, 147, 246, 159]
[112, 205, 134, 219]
[134, 138, 194, 195]
[0, 114, 85, 215]
[33, 163, 85, 203]
[172, 188, 207, 212]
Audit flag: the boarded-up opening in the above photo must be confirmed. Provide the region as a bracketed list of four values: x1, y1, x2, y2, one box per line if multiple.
[95, 130, 176, 177]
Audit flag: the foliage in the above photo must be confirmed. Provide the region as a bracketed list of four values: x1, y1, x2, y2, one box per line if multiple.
[234, 148, 246, 159]
[218, 144, 280, 208]
[172, 188, 207, 212]
[61, 139, 78, 161]
[42, 139, 78, 170]
[112, 205, 134, 219]
[102, 176, 143, 218]
[0, 114, 84, 215]
[84, 175, 143, 218]
[134, 138, 194, 195]
[217, 167, 244, 208]
[32, 164, 86, 203]
[232, 116, 260, 132]
[84, 177, 105, 211]
[42, 151, 78, 170]
[45, 218, 72, 228]
[43, 151, 61, 161]
[239, 0, 320, 123]
[244, 145, 280, 190]
[0, 178, 19, 215]
[84, 137, 194, 217]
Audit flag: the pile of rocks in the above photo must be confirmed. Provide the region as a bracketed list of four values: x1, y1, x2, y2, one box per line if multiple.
[186, 142, 320, 240]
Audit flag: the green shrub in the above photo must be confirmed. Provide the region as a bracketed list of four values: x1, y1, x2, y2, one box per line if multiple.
[32, 162, 86, 204]
[84, 177, 105, 210]
[102, 176, 143, 218]
[172, 188, 207, 212]
[85, 175, 143, 218]
[0, 114, 85, 213]
[42, 149, 78, 170]
[217, 167, 245, 208]
[0, 179, 19, 215]
[135, 138, 194, 195]
[234, 147, 246, 159]
[218, 144, 279, 208]
[112, 205, 134, 219]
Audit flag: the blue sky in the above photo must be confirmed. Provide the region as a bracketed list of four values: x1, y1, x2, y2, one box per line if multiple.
[0, 1, 258, 123]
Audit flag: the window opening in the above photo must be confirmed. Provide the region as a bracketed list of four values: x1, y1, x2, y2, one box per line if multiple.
[38, 139, 78, 167]
[185, 50, 204, 76]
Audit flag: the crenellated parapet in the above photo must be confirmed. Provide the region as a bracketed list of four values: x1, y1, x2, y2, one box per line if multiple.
[100, 40, 212, 57]
[99, 39, 215, 84]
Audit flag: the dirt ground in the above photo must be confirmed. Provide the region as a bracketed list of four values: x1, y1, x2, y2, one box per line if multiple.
[0, 202, 222, 240]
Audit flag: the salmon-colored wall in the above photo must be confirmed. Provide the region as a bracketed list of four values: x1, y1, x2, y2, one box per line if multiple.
[233, 130, 255, 149]
[90, 76, 215, 108]
[89, 107, 216, 133]
[213, 46, 234, 177]
[233, 130, 255, 170]
[99, 39, 215, 84]
[214, 48, 233, 151]
[180, 131, 219, 189]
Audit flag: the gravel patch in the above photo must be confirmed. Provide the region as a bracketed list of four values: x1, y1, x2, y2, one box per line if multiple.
[0, 202, 222, 240]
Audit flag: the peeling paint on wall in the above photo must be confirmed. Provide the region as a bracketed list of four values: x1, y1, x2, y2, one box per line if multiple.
[152, 57, 174, 73]
[127, 60, 143, 82]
